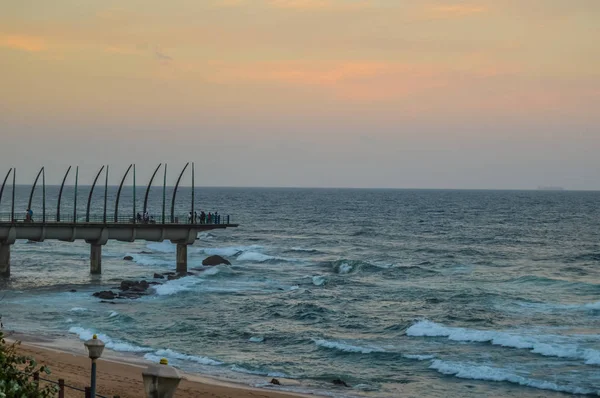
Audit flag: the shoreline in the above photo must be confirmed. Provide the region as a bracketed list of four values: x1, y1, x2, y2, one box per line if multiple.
[4, 330, 323, 398]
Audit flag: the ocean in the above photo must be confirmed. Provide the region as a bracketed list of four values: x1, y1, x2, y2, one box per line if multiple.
[1, 187, 599, 397]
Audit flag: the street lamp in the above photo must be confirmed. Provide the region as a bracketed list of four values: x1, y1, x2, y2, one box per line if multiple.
[142, 358, 182, 398]
[84, 334, 105, 398]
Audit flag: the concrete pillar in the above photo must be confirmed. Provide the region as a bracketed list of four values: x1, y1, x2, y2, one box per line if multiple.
[176, 243, 187, 274]
[90, 244, 102, 275]
[0, 243, 10, 278]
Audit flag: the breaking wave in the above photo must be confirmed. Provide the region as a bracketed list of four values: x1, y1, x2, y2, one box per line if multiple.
[314, 339, 385, 354]
[407, 320, 600, 365]
[430, 359, 599, 396]
[69, 327, 151, 353]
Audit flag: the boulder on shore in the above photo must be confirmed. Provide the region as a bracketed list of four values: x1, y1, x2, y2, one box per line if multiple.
[202, 255, 231, 266]
[153, 273, 165, 279]
[123, 255, 134, 261]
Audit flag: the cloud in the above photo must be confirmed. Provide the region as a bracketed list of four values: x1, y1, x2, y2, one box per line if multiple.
[266, 0, 330, 9]
[213, 0, 371, 10]
[0, 34, 45, 52]
[154, 48, 173, 61]
[426, 3, 488, 18]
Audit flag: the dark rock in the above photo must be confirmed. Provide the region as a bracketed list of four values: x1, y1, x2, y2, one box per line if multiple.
[163, 272, 176, 276]
[202, 255, 231, 266]
[167, 274, 182, 281]
[139, 280, 149, 289]
[140, 251, 153, 254]
[153, 273, 165, 279]
[270, 378, 281, 385]
[130, 285, 147, 292]
[148, 281, 162, 285]
[118, 292, 145, 299]
[332, 378, 350, 387]
[100, 301, 117, 304]
[120, 280, 135, 291]
[69, 289, 77, 293]
[123, 256, 134, 261]
[93, 291, 117, 300]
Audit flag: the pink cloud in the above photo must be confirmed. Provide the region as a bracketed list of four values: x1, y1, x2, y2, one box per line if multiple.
[0, 34, 45, 52]
[425, 3, 488, 18]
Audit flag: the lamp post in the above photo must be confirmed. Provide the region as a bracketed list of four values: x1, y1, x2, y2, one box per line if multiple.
[84, 334, 105, 398]
[142, 358, 182, 398]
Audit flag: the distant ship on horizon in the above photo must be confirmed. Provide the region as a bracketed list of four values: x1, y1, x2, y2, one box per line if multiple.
[537, 186, 565, 191]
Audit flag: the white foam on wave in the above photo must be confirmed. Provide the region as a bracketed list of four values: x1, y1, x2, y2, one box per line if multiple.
[407, 320, 600, 365]
[430, 359, 598, 395]
[312, 275, 327, 286]
[249, 336, 264, 343]
[236, 251, 278, 262]
[69, 327, 151, 353]
[145, 349, 222, 366]
[584, 301, 600, 310]
[314, 339, 385, 354]
[153, 277, 201, 296]
[66, 318, 73, 323]
[583, 349, 600, 365]
[146, 242, 176, 253]
[108, 311, 119, 318]
[200, 245, 264, 258]
[69, 307, 88, 312]
[201, 266, 222, 276]
[337, 263, 353, 274]
[403, 354, 435, 361]
[197, 232, 215, 240]
[129, 254, 172, 267]
[201, 247, 242, 257]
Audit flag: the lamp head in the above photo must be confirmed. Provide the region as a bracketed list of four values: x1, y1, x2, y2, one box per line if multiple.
[84, 334, 105, 360]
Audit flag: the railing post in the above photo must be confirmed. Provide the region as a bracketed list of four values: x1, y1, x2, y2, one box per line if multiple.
[85, 386, 91, 398]
[73, 166, 79, 224]
[58, 379, 65, 398]
[57, 166, 72, 222]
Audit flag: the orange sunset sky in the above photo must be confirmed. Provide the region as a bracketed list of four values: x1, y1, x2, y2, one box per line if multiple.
[1, 0, 599, 188]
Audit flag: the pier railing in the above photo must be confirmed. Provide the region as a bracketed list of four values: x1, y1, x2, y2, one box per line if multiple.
[0, 212, 231, 225]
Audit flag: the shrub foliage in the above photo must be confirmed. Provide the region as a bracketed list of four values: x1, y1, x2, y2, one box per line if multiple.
[0, 332, 58, 397]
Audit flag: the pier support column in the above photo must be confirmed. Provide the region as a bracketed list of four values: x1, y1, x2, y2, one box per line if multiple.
[0, 243, 10, 278]
[176, 243, 187, 274]
[90, 244, 102, 275]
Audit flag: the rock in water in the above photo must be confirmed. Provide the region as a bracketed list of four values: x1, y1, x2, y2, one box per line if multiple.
[93, 291, 117, 300]
[153, 273, 165, 279]
[120, 280, 135, 291]
[202, 255, 231, 266]
[123, 255, 134, 261]
[332, 378, 350, 387]
[270, 378, 281, 385]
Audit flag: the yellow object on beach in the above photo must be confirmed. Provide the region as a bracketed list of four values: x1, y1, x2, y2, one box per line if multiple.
[160, 358, 168, 365]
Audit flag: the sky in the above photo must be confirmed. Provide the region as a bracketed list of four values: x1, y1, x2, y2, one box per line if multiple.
[1, 0, 599, 189]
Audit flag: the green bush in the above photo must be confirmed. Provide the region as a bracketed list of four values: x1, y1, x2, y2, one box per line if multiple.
[0, 332, 58, 398]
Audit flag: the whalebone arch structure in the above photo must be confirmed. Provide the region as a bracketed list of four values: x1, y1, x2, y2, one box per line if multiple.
[0, 163, 237, 278]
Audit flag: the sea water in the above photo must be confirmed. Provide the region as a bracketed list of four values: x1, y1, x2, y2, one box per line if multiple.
[1, 187, 599, 397]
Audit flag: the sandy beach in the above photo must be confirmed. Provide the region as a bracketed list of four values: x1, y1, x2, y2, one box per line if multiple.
[7, 334, 317, 398]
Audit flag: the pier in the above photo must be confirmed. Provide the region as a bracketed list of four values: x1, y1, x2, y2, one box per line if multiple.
[0, 163, 238, 277]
